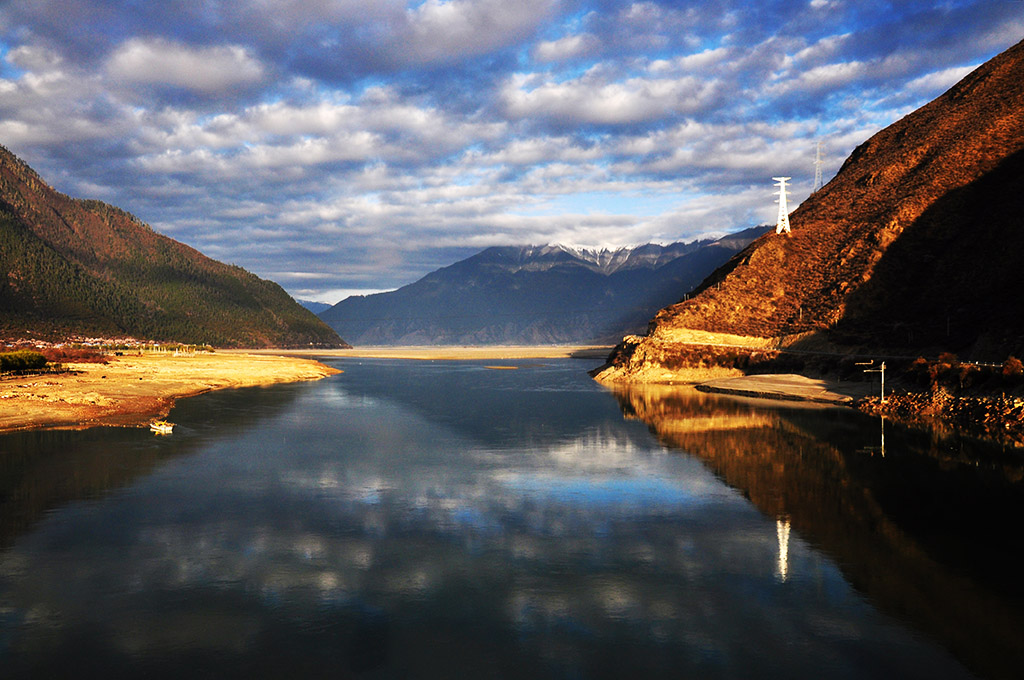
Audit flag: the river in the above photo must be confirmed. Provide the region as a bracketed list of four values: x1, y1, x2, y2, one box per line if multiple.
[1, 357, 1022, 678]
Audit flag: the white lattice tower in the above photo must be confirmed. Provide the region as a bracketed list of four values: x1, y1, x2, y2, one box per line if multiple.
[773, 176, 791, 234]
[813, 141, 824, 192]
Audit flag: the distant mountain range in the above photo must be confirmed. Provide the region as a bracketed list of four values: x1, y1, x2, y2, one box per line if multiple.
[0, 145, 347, 348]
[319, 228, 769, 345]
[598, 37, 1024, 380]
[298, 300, 333, 315]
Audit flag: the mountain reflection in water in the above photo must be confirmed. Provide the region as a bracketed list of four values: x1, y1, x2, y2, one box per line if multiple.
[0, 360, 1020, 678]
[0, 381, 310, 551]
[610, 383, 1024, 680]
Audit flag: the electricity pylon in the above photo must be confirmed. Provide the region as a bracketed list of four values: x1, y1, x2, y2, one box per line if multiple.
[812, 141, 824, 193]
[774, 176, 791, 234]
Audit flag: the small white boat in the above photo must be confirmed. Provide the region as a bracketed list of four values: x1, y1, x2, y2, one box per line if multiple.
[150, 420, 174, 434]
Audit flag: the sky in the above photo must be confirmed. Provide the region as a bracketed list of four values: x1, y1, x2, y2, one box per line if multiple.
[1, 1, 1022, 304]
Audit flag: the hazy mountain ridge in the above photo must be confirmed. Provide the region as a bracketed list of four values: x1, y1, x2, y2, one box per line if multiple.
[599, 37, 1024, 379]
[0, 144, 348, 348]
[320, 228, 769, 346]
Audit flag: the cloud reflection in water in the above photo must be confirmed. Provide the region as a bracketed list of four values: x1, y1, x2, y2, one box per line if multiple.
[0, 360, 982, 679]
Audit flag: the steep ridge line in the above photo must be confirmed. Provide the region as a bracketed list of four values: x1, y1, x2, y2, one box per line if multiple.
[597, 37, 1024, 382]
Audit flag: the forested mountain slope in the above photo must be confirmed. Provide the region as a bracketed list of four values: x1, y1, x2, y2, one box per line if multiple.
[0, 145, 347, 348]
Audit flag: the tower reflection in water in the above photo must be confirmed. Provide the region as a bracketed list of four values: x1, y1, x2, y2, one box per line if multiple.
[776, 516, 791, 583]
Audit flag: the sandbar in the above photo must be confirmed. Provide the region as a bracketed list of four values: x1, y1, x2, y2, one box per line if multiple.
[235, 346, 613, 360]
[695, 373, 874, 405]
[0, 352, 339, 433]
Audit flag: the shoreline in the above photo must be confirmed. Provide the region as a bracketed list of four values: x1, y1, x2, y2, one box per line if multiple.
[232, 345, 613, 360]
[6, 347, 1021, 447]
[0, 352, 339, 434]
[592, 333, 1024, 446]
[621, 371, 1024, 447]
[694, 373, 874, 405]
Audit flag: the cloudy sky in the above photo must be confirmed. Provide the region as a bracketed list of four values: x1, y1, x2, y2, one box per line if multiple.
[1, 1, 1021, 303]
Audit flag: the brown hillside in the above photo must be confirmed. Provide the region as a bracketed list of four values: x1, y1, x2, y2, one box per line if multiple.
[0, 145, 348, 348]
[634, 37, 1024, 363]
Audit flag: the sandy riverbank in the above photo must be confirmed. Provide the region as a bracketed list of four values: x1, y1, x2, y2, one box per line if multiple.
[696, 373, 875, 405]
[234, 346, 613, 360]
[0, 352, 339, 433]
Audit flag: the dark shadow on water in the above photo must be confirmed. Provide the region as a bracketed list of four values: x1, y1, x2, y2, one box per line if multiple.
[609, 383, 1024, 680]
[0, 381, 308, 549]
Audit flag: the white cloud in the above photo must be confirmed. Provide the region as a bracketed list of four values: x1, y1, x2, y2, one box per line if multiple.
[124, 91, 510, 187]
[533, 33, 599, 62]
[0, 46, 132, 146]
[5, 44, 64, 73]
[787, 33, 851, 68]
[400, 0, 559, 64]
[487, 136, 603, 165]
[300, 288, 394, 305]
[106, 39, 266, 93]
[650, 46, 733, 74]
[777, 60, 867, 93]
[903, 64, 975, 95]
[242, 132, 382, 169]
[502, 68, 722, 124]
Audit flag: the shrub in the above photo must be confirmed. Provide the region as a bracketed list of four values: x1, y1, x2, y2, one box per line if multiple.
[907, 356, 931, 387]
[956, 363, 980, 389]
[40, 347, 108, 364]
[0, 350, 47, 373]
[1001, 356, 1024, 389]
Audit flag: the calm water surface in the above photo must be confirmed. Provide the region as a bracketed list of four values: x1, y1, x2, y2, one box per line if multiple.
[1, 358, 1023, 678]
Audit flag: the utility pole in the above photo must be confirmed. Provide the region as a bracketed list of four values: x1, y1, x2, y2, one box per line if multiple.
[857, 360, 886, 404]
[774, 177, 791, 234]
